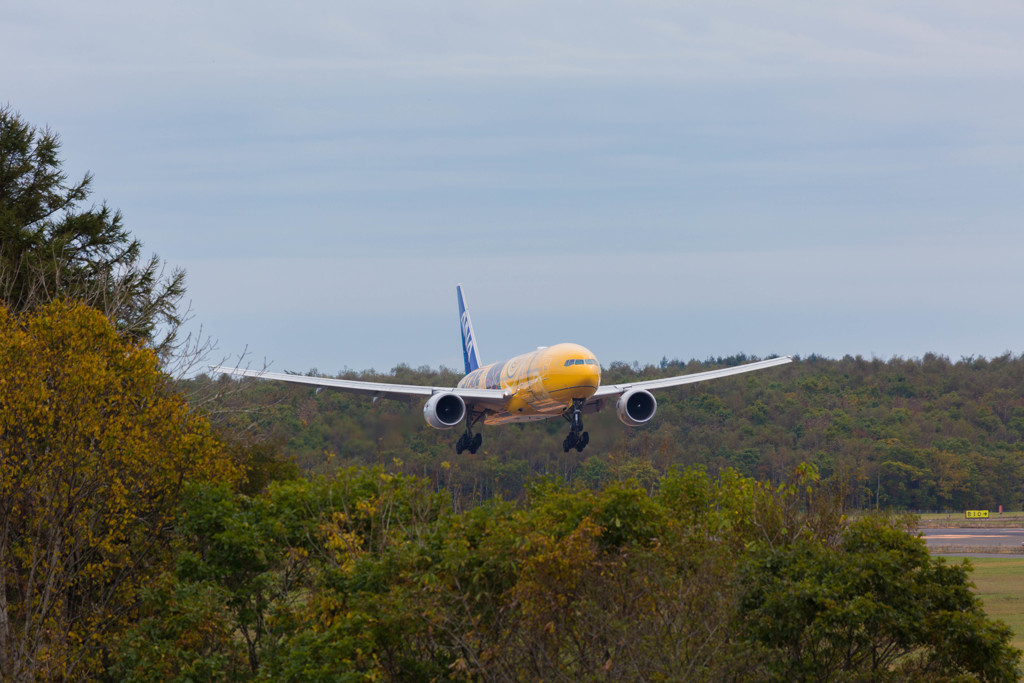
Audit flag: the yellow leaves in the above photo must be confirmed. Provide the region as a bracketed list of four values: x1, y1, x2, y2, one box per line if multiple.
[0, 301, 239, 678]
[514, 517, 603, 624]
[320, 511, 366, 574]
[355, 496, 379, 517]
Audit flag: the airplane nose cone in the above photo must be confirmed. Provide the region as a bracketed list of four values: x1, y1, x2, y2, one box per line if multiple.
[575, 359, 600, 392]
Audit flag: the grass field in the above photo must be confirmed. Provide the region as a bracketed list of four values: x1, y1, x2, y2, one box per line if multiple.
[943, 557, 1024, 649]
[919, 511, 1024, 520]
[917, 513, 1024, 529]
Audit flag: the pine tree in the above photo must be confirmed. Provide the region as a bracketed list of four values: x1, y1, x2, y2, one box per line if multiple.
[0, 104, 186, 359]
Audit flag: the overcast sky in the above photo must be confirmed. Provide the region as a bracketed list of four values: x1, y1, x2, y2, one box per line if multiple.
[5, 1, 1024, 374]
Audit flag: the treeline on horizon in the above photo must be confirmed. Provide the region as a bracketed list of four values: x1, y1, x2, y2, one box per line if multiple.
[190, 350, 1024, 513]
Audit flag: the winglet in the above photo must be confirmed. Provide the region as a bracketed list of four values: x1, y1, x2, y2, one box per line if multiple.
[457, 284, 482, 374]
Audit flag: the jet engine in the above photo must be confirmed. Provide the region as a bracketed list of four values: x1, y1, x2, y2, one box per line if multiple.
[616, 389, 657, 427]
[423, 392, 466, 429]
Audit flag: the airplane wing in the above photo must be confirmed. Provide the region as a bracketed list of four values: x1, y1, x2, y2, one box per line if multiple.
[590, 355, 792, 400]
[210, 366, 509, 408]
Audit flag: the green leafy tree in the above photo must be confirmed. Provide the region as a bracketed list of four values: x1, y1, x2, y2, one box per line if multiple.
[108, 574, 248, 683]
[737, 514, 1021, 681]
[114, 468, 452, 681]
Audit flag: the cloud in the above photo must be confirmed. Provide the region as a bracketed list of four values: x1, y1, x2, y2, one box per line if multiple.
[183, 241, 1024, 318]
[7, 0, 1024, 370]
[8, 2, 1024, 90]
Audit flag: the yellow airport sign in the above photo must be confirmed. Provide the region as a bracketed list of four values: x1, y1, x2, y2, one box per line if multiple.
[965, 510, 990, 519]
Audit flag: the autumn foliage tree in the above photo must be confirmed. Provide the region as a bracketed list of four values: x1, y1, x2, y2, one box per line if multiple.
[0, 301, 238, 681]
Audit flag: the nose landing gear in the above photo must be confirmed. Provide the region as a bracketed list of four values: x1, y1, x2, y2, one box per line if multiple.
[562, 398, 589, 453]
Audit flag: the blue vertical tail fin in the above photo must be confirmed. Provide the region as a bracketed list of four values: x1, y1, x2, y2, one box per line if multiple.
[457, 284, 482, 374]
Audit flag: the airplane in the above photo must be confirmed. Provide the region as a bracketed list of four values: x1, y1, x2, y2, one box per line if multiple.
[212, 284, 792, 454]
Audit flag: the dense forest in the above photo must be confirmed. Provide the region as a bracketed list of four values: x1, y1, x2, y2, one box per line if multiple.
[4, 105, 1023, 680]
[189, 351, 1024, 513]
[109, 466, 1020, 682]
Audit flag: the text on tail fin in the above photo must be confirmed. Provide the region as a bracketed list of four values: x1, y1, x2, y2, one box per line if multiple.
[457, 284, 481, 374]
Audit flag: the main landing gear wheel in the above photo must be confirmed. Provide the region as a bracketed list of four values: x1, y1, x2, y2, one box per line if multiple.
[563, 430, 589, 453]
[455, 411, 484, 455]
[456, 431, 482, 455]
[562, 398, 589, 453]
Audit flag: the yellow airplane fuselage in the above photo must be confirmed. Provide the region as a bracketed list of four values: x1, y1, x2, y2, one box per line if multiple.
[456, 342, 601, 424]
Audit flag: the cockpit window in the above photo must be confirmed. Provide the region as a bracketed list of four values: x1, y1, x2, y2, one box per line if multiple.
[585, 359, 597, 365]
[565, 358, 598, 366]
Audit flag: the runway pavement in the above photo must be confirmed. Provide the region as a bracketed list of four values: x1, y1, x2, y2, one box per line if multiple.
[922, 528, 1024, 557]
